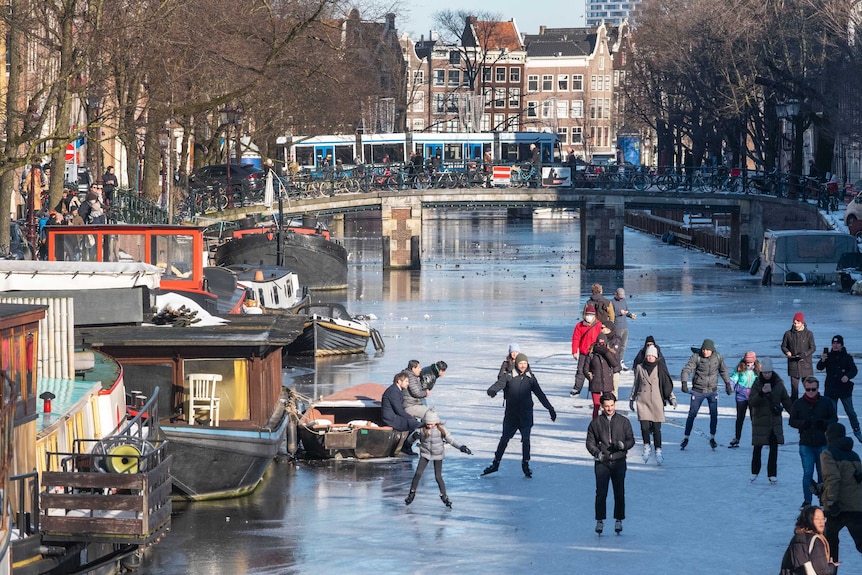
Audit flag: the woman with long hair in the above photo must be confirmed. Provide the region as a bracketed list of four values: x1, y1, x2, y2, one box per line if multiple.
[779, 505, 839, 574]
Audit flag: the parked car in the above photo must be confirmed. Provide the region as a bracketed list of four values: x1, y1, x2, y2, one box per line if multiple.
[189, 164, 264, 195]
[844, 192, 862, 225]
[64, 164, 95, 194]
[836, 251, 862, 292]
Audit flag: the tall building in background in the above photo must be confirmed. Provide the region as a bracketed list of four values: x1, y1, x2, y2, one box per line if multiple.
[586, 1, 640, 27]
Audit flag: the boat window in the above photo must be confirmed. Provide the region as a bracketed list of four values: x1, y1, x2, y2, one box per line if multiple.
[152, 234, 195, 278]
[116, 233, 146, 263]
[782, 235, 856, 263]
[123, 362, 174, 419]
[183, 359, 250, 420]
[257, 287, 266, 305]
[271, 285, 279, 305]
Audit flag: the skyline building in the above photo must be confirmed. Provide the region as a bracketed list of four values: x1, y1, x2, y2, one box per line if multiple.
[585, 0, 640, 27]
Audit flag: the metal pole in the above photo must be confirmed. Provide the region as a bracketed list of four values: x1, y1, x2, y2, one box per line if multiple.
[26, 166, 37, 254]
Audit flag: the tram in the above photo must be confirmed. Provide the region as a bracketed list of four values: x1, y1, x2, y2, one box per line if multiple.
[279, 131, 561, 170]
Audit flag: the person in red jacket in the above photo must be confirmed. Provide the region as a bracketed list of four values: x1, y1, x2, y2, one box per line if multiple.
[571, 304, 603, 397]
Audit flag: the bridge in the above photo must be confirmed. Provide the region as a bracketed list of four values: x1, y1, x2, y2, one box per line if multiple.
[205, 187, 823, 270]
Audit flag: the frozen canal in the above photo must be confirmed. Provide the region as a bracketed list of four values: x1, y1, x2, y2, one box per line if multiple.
[139, 211, 862, 574]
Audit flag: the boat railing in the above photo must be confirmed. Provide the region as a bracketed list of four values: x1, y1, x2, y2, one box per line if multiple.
[9, 470, 39, 538]
[39, 387, 173, 545]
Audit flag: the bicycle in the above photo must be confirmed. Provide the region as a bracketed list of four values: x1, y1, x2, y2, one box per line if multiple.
[509, 162, 539, 188]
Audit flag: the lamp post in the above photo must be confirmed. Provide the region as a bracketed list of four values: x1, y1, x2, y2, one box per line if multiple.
[219, 107, 243, 201]
[157, 128, 170, 212]
[777, 98, 803, 198]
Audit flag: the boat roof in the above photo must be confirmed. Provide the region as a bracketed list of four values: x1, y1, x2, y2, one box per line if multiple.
[0, 261, 162, 291]
[227, 264, 298, 281]
[765, 229, 849, 237]
[314, 383, 386, 407]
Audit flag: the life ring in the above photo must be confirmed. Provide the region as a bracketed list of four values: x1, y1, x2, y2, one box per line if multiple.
[105, 444, 141, 474]
[286, 418, 298, 455]
[661, 231, 670, 243]
[749, 257, 761, 276]
[761, 266, 772, 286]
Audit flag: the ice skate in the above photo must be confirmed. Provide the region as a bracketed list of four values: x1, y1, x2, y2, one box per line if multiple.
[642, 444, 651, 463]
[595, 520, 604, 534]
[655, 448, 664, 465]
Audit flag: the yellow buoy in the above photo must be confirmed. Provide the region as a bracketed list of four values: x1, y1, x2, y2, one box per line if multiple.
[105, 444, 141, 474]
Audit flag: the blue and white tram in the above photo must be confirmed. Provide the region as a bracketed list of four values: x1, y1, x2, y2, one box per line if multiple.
[279, 131, 561, 170]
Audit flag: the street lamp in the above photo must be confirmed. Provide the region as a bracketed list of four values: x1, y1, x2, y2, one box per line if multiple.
[219, 107, 244, 201]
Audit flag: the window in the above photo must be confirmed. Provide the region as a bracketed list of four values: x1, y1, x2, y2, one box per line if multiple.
[542, 75, 553, 91]
[494, 114, 505, 130]
[496, 67, 506, 82]
[508, 87, 520, 107]
[507, 115, 519, 131]
[447, 94, 459, 113]
[557, 126, 568, 144]
[542, 100, 554, 118]
[434, 69, 445, 87]
[556, 100, 568, 118]
[613, 70, 619, 88]
[413, 70, 424, 86]
[483, 67, 491, 83]
[411, 118, 424, 131]
[527, 101, 538, 118]
[590, 75, 597, 91]
[413, 92, 424, 113]
[571, 100, 584, 118]
[590, 98, 597, 119]
[599, 56, 605, 70]
[604, 98, 610, 119]
[433, 93, 446, 114]
[449, 51, 461, 65]
[558, 75, 569, 91]
[572, 126, 583, 144]
[481, 113, 491, 131]
[494, 88, 506, 108]
[448, 70, 460, 87]
[528, 75, 539, 91]
[510, 68, 520, 83]
[483, 88, 493, 109]
[572, 74, 583, 91]
[604, 76, 610, 91]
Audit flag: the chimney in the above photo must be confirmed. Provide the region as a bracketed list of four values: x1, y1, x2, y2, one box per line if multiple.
[386, 12, 395, 31]
[540, 26, 546, 35]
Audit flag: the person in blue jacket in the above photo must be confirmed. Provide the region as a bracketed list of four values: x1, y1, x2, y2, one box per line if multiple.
[729, 351, 759, 448]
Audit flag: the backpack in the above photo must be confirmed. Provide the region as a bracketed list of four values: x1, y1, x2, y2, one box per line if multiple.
[77, 200, 91, 222]
[585, 298, 614, 325]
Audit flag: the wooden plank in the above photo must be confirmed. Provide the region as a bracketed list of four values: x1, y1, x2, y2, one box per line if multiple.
[143, 500, 172, 533]
[41, 493, 143, 511]
[147, 479, 173, 509]
[42, 471, 145, 490]
[42, 515, 142, 535]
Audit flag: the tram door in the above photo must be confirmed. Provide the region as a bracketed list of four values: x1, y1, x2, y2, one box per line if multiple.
[314, 145, 335, 169]
[424, 144, 443, 167]
[466, 143, 483, 161]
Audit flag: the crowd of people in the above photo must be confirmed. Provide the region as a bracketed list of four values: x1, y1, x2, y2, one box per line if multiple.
[378, 281, 860, 568]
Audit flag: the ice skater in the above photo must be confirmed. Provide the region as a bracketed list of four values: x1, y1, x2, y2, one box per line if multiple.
[405, 409, 471, 508]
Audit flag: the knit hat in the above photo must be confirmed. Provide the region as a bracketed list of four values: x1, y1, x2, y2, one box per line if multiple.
[832, 335, 844, 345]
[826, 422, 846, 444]
[701, 339, 716, 352]
[645, 345, 658, 358]
[595, 334, 607, 344]
[793, 312, 804, 323]
[744, 351, 756, 363]
[584, 304, 596, 315]
[759, 357, 773, 372]
[509, 343, 520, 354]
[645, 335, 656, 345]
[422, 408, 441, 425]
[515, 353, 528, 364]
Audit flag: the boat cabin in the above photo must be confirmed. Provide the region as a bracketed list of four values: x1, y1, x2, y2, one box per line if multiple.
[758, 229, 858, 285]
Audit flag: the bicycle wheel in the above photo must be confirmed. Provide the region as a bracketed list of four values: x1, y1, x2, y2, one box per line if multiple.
[692, 174, 708, 193]
[216, 192, 229, 211]
[654, 174, 672, 192]
[631, 173, 650, 191]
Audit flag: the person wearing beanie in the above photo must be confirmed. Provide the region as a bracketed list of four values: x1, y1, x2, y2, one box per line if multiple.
[612, 287, 637, 371]
[782, 312, 817, 401]
[404, 408, 472, 508]
[728, 351, 760, 448]
[629, 343, 675, 465]
[817, 334, 861, 442]
[586, 333, 621, 419]
[632, 335, 669, 373]
[498, 343, 522, 379]
[485, 351, 557, 477]
[600, 323, 624, 398]
[679, 338, 731, 450]
[749, 357, 793, 484]
[819, 421, 862, 562]
[789, 377, 838, 508]
[571, 305, 603, 397]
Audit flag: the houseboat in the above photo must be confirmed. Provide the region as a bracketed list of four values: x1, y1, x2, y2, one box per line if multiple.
[753, 229, 858, 285]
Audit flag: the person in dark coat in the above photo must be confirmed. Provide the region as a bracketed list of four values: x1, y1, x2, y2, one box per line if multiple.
[570, 304, 603, 396]
[790, 377, 839, 508]
[101, 166, 118, 206]
[403, 359, 429, 419]
[600, 323, 624, 398]
[820, 422, 862, 563]
[782, 311, 817, 402]
[587, 333, 620, 420]
[632, 335, 668, 373]
[586, 392, 635, 535]
[748, 357, 794, 483]
[484, 353, 556, 478]
[381, 371, 421, 455]
[779, 506, 838, 575]
[817, 334, 861, 442]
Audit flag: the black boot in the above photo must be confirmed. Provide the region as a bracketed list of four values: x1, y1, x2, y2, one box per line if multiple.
[440, 494, 452, 508]
[522, 461, 532, 478]
[482, 460, 500, 475]
[405, 490, 415, 505]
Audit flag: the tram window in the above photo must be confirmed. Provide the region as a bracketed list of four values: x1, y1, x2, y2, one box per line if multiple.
[334, 145, 354, 165]
[294, 146, 315, 168]
[444, 143, 463, 162]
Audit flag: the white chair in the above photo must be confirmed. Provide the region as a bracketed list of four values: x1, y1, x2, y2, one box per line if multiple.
[187, 373, 222, 426]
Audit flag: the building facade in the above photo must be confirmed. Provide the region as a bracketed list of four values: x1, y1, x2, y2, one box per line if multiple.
[586, 0, 642, 27]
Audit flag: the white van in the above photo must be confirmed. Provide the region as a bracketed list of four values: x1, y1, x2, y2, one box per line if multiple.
[754, 229, 857, 285]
